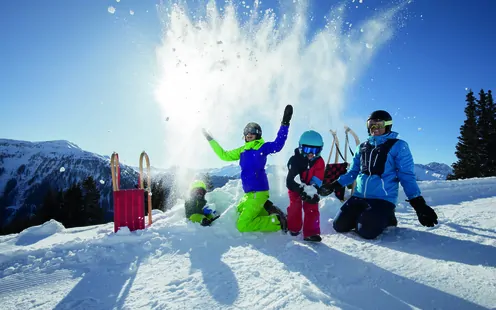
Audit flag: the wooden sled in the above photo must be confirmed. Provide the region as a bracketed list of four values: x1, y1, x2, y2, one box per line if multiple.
[322, 126, 360, 202]
[111, 151, 153, 233]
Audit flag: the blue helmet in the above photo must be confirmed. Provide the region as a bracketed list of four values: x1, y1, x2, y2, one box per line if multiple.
[298, 130, 324, 156]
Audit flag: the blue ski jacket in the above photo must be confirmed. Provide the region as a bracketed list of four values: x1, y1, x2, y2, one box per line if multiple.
[337, 131, 421, 205]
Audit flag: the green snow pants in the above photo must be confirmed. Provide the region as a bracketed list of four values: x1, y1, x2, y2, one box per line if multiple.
[236, 191, 281, 232]
[189, 213, 213, 223]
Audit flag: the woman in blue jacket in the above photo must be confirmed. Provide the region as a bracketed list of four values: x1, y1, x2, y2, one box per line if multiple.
[319, 110, 438, 239]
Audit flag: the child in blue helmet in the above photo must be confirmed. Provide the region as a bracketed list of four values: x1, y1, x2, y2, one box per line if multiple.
[286, 130, 326, 242]
[184, 180, 219, 226]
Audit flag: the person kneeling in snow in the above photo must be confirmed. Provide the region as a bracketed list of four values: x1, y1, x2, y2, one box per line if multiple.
[286, 130, 326, 242]
[201, 105, 293, 233]
[185, 180, 219, 227]
[318, 110, 438, 239]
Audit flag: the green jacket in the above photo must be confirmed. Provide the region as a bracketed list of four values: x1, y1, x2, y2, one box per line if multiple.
[184, 196, 207, 218]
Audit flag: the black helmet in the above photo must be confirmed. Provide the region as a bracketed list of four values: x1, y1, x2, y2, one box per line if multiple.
[367, 110, 393, 134]
[243, 122, 262, 140]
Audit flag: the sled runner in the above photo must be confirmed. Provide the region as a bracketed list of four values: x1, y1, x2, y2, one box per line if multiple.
[111, 151, 153, 233]
[322, 126, 360, 202]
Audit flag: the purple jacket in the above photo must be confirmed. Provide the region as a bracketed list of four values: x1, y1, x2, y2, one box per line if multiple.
[208, 125, 289, 193]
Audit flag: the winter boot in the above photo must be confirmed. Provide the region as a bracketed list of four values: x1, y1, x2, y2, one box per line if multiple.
[289, 231, 301, 236]
[264, 200, 283, 215]
[304, 235, 322, 242]
[276, 213, 288, 233]
[389, 213, 398, 227]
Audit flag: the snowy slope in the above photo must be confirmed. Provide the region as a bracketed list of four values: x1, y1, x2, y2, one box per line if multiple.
[0, 175, 495, 309]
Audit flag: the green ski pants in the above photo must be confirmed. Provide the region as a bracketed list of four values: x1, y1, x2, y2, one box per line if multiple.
[236, 191, 281, 232]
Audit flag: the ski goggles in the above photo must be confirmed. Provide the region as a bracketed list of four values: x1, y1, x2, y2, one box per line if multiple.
[243, 127, 261, 136]
[367, 119, 393, 130]
[300, 145, 322, 155]
[191, 188, 206, 197]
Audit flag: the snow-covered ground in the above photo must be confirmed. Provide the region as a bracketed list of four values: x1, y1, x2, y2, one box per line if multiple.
[1, 176, 495, 310]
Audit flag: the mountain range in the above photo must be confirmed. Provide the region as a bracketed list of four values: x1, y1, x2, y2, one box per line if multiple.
[202, 162, 454, 181]
[0, 138, 453, 211]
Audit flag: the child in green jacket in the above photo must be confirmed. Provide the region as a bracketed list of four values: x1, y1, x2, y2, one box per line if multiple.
[184, 180, 219, 226]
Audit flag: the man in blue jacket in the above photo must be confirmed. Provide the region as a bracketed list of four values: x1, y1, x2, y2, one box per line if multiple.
[319, 110, 438, 239]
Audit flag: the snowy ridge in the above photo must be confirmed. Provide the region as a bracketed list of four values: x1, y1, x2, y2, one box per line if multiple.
[0, 175, 495, 309]
[207, 162, 453, 181]
[0, 138, 138, 209]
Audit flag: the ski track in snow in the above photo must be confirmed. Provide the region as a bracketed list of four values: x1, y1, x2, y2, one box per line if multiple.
[0, 178, 495, 309]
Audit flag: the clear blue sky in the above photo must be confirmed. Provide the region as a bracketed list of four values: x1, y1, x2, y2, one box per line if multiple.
[1, 0, 495, 169]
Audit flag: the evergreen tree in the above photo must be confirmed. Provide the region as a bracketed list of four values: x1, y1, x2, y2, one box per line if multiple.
[452, 90, 481, 179]
[486, 90, 496, 175]
[475, 89, 492, 176]
[82, 176, 104, 226]
[37, 187, 61, 224]
[150, 178, 166, 211]
[62, 183, 84, 228]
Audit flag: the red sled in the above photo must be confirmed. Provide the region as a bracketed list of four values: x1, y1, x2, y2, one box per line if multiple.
[111, 151, 153, 233]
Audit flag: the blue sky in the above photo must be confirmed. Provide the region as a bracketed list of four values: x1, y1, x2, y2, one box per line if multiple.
[1, 0, 495, 169]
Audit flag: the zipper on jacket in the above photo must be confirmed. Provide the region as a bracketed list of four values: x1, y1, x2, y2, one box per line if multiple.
[381, 179, 388, 196]
[364, 143, 377, 198]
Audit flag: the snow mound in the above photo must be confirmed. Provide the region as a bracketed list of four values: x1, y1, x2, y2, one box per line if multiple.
[15, 219, 65, 246]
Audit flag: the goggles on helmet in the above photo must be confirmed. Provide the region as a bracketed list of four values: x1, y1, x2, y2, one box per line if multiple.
[366, 119, 393, 130]
[300, 145, 322, 155]
[244, 127, 261, 136]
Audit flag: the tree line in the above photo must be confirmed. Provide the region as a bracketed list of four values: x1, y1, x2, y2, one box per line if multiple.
[0, 172, 216, 235]
[449, 89, 496, 179]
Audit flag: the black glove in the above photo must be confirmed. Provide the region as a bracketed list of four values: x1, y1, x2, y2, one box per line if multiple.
[299, 187, 310, 200]
[200, 217, 212, 226]
[408, 196, 438, 227]
[317, 180, 341, 197]
[307, 194, 320, 204]
[202, 128, 213, 141]
[299, 187, 320, 204]
[281, 105, 293, 126]
[200, 215, 220, 227]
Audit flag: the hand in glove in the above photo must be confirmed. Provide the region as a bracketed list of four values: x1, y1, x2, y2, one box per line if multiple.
[299, 187, 311, 201]
[408, 196, 438, 227]
[299, 187, 320, 204]
[202, 128, 213, 141]
[281, 105, 293, 126]
[200, 217, 212, 226]
[307, 194, 320, 204]
[317, 180, 341, 197]
[200, 214, 220, 226]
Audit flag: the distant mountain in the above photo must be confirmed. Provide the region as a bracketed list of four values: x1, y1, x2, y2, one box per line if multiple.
[0, 139, 235, 213]
[205, 162, 453, 181]
[423, 162, 453, 177]
[0, 139, 139, 211]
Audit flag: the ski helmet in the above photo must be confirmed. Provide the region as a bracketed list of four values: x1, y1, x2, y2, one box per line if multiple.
[190, 180, 206, 191]
[243, 122, 262, 140]
[367, 110, 393, 134]
[298, 130, 324, 156]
